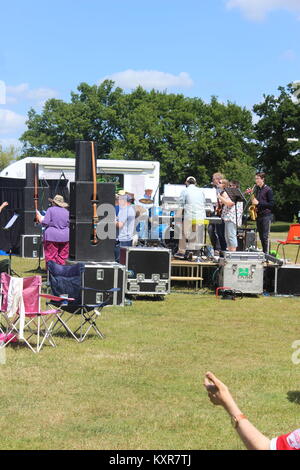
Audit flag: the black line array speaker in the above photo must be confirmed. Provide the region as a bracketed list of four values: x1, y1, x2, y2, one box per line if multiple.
[75, 140, 98, 181]
[69, 181, 116, 261]
[69, 221, 116, 262]
[70, 141, 116, 261]
[69, 182, 115, 221]
[26, 162, 37, 186]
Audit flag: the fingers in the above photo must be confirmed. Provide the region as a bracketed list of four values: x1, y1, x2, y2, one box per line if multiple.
[205, 371, 220, 387]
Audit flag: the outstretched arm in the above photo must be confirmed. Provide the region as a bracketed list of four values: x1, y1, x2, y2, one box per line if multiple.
[203, 371, 271, 450]
[0, 201, 8, 212]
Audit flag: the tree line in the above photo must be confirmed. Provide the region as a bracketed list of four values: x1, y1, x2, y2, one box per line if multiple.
[16, 80, 300, 221]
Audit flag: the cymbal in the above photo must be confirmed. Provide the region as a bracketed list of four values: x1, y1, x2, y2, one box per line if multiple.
[139, 198, 154, 204]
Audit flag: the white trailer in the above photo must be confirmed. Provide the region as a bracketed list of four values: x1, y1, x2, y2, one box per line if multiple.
[0, 157, 160, 205]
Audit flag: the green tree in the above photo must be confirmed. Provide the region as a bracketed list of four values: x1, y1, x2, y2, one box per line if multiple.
[19, 81, 257, 192]
[20, 81, 122, 158]
[253, 84, 300, 220]
[0, 144, 18, 171]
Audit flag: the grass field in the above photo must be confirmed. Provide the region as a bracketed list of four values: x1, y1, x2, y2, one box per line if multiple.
[0, 224, 300, 450]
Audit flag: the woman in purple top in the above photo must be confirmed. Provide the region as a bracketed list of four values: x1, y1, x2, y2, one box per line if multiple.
[36, 194, 69, 266]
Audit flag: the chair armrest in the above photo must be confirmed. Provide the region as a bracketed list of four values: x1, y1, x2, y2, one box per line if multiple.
[40, 293, 76, 302]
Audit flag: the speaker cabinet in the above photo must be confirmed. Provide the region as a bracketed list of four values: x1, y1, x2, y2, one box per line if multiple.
[237, 228, 256, 251]
[26, 162, 38, 186]
[69, 182, 115, 222]
[264, 265, 300, 295]
[69, 221, 115, 262]
[75, 140, 98, 181]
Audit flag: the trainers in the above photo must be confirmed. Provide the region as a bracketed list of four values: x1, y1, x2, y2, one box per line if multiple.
[173, 252, 186, 260]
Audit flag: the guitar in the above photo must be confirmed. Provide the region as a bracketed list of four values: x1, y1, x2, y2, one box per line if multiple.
[215, 190, 224, 217]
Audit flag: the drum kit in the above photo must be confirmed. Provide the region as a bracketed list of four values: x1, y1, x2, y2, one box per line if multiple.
[136, 198, 177, 251]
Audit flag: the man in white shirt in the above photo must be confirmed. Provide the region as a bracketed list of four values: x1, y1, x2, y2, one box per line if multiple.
[174, 176, 206, 259]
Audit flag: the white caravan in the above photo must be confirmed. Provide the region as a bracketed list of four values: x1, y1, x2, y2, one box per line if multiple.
[0, 157, 160, 205]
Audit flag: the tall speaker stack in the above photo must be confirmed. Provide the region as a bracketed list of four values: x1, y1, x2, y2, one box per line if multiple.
[22, 163, 49, 235]
[69, 141, 116, 262]
[20, 163, 49, 257]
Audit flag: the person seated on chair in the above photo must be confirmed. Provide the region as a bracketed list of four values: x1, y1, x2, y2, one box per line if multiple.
[203, 371, 300, 450]
[36, 194, 69, 267]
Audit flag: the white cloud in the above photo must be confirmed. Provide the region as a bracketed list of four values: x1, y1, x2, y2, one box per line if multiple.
[0, 109, 26, 135]
[226, 0, 300, 21]
[6, 83, 58, 107]
[99, 69, 194, 90]
[6, 83, 29, 95]
[281, 49, 297, 61]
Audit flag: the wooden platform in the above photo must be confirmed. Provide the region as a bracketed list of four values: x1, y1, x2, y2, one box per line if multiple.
[171, 259, 218, 288]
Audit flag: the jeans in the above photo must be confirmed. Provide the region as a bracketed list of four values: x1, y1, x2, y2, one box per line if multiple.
[115, 240, 132, 263]
[256, 214, 272, 253]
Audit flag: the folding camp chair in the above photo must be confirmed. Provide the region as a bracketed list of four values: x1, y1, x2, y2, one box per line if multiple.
[275, 224, 300, 264]
[47, 261, 118, 342]
[0, 273, 59, 353]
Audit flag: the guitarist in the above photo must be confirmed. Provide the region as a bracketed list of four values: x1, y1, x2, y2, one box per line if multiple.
[251, 172, 274, 254]
[207, 172, 227, 254]
[214, 178, 228, 253]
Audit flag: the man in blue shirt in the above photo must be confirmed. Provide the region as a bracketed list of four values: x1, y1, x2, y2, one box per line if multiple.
[115, 194, 135, 263]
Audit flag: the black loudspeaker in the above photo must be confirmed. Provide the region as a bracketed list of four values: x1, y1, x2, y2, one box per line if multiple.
[69, 221, 116, 262]
[75, 140, 97, 181]
[69, 182, 115, 221]
[237, 229, 256, 251]
[26, 162, 38, 186]
[264, 265, 300, 295]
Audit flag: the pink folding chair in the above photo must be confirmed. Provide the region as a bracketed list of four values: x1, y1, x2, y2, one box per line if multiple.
[0, 273, 60, 353]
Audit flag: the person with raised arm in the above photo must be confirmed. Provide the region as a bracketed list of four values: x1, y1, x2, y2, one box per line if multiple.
[203, 371, 300, 450]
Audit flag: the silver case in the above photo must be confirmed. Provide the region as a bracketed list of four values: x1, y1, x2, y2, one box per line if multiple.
[219, 251, 265, 294]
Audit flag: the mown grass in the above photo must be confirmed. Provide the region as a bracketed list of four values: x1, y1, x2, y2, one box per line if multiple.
[0, 225, 300, 450]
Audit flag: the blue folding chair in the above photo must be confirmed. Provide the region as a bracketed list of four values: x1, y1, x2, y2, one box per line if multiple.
[47, 261, 118, 342]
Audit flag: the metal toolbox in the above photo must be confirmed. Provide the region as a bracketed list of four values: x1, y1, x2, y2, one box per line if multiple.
[20, 234, 43, 258]
[218, 251, 265, 294]
[81, 262, 126, 306]
[120, 246, 171, 295]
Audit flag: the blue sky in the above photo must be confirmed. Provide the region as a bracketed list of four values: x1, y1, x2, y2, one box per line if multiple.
[0, 0, 300, 150]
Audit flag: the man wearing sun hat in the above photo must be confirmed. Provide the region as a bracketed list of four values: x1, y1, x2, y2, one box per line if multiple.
[36, 194, 69, 266]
